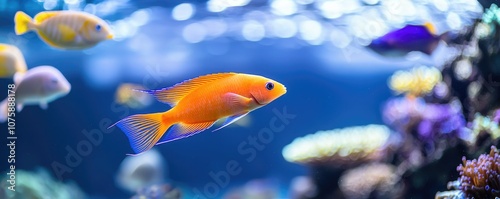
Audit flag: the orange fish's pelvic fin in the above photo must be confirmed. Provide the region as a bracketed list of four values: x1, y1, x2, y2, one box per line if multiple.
[212, 112, 249, 132]
[156, 121, 216, 145]
[110, 113, 170, 155]
[140, 73, 236, 107]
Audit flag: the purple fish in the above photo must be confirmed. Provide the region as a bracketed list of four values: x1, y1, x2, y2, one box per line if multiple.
[368, 23, 447, 57]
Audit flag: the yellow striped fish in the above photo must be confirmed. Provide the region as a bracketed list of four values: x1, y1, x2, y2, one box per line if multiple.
[14, 11, 113, 50]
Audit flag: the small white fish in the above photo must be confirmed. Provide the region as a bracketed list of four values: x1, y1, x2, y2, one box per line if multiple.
[0, 44, 27, 78]
[0, 65, 71, 122]
[14, 11, 113, 50]
[116, 149, 165, 192]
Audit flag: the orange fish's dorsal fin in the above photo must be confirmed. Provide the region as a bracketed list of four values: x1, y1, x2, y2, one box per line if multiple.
[34, 11, 59, 24]
[423, 22, 437, 35]
[143, 73, 237, 106]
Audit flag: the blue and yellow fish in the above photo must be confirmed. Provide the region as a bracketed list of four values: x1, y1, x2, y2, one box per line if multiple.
[368, 22, 448, 57]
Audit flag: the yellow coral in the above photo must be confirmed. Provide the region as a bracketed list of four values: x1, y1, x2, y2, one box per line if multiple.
[389, 65, 442, 97]
[282, 125, 392, 167]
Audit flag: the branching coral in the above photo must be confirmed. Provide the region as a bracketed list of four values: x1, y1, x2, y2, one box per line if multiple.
[435, 180, 465, 199]
[389, 65, 442, 97]
[482, 4, 500, 24]
[435, 190, 465, 199]
[457, 146, 500, 198]
[282, 125, 394, 167]
[339, 163, 403, 199]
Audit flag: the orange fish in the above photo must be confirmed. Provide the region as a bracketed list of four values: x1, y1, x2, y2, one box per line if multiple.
[111, 73, 287, 155]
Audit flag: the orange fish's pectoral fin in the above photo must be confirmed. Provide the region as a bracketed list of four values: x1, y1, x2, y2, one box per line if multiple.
[212, 112, 249, 132]
[156, 121, 216, 145]
[223, 93, 253, 107]
[34, 11, 59, 24]
[110, 113, 170, 155]
[140, 73, 237, 107]
[58, 24, 77, 42]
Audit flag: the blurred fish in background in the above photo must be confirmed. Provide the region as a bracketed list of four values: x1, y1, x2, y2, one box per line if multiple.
[115, 83, 153, 109]
[289, 176, 316, 199]
[0, 65, 70, 122]
[14, 10, 114, 50]
[0, 43, 27, 78]
[115, 149, 167, 193]
[367, 23, 449, 57]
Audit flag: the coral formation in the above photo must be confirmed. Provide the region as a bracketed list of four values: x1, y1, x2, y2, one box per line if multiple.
[461, 114, 500, 152]
[131, 183, 182, 199]
[383, 97, 466, 163]
[389, 65, 442, 97]
[0, 169, 86, 199]
[435, 190, 465, 199]
[223, 179, 279, 199]
[339, 163, 403, 199]
[457, 146, 500, 198]
[282, 125, 394, 167]
[383, 97, 465, 142]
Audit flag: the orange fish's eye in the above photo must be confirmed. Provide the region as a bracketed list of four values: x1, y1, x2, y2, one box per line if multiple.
[265, 82, 274, 90]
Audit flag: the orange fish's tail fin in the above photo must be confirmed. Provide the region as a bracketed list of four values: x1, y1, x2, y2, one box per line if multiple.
[14, 11, 34, 35]
[110, 113, 171, 155]
[0, 98, 7, 123]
